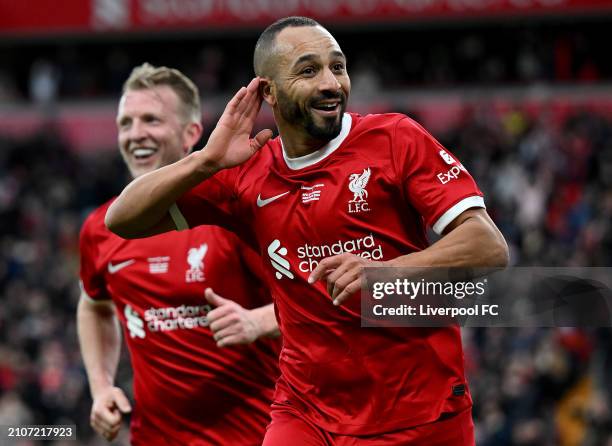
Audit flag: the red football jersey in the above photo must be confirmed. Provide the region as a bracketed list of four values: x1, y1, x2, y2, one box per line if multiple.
[173, 113, 485, 435]
[80, 200, 280, 446]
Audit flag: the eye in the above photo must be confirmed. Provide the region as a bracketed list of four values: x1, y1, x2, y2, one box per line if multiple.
[143, 115, 160, 124]
[332, 63, 345, 72]
[301, 67, 316, 76]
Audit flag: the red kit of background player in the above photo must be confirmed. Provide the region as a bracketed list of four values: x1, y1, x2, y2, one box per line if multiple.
[80, 200, 279, 445]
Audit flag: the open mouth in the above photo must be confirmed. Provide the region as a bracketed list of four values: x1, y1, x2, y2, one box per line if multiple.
[311, 101, 341, 116]
[130, 147, 157, 160]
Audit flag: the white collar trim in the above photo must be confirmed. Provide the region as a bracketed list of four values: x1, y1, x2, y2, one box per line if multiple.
[282, 113, 352, 170]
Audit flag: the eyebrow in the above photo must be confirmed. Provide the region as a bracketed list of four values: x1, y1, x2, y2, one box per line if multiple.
[330, 50, 346, 61]
[292, 50, 346, 69]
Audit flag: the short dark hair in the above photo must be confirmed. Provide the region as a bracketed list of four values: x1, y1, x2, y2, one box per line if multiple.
[253, 16, 321, 78]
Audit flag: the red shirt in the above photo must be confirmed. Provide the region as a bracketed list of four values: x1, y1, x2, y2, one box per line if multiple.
[173, 113, 485, 435]
[80, 201, 279, 446]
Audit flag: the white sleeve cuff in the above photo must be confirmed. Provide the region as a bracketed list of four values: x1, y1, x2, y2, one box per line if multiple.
[432, 196, 486, 235]
[169, 203, 189, 231]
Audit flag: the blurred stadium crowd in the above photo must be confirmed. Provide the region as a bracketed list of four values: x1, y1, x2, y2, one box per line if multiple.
[1, 21, 611, 104]
[1, 17, 612, 446]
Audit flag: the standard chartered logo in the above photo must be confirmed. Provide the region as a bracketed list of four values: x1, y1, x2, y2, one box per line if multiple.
[267, 239, 294, 280]
[124, 304, 212, 338]
[144, 305, 211, 331]
[297, 234, 383, 273]
[125, 305, 146, 339]
[267, 235, 385, 279]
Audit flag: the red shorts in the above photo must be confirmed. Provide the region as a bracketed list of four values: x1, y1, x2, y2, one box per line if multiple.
[263, 405, 474, 446]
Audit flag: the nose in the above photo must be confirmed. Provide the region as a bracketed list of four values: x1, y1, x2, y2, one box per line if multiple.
[127, 119, 147, 142]
[318, 67, 341, 93]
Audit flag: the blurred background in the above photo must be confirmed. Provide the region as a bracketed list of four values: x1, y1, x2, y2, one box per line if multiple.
[1, 0, 611, 444]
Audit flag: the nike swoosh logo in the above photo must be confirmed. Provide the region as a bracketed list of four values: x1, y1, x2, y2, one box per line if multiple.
[256, 191, 290, 207]
[108, 259, 135, 274]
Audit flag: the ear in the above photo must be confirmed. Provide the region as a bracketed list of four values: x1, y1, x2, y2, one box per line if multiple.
[260, 78, 276, 107]
[183, 121, 203, 154]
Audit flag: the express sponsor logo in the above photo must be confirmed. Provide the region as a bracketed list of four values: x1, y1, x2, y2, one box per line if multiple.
[437, 165, 463, 184]
[439, 149, 456, 165]
[436, 150, 467, 184]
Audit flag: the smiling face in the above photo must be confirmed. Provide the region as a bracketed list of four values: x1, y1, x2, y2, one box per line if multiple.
[265, 25, 350, 144]
[116, 85, 199, 178]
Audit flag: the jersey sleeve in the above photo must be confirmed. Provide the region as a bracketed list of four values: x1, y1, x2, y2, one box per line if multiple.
[171, 167, 241, 233]
[79, 214, 110, 301]
[392, 117, 485, 234]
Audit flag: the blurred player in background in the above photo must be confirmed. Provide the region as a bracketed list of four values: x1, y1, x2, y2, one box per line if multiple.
[77, 63, 279, 445]
[106, 18, 508, 445]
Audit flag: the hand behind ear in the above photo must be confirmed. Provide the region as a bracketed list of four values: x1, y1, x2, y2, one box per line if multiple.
[202, 78, 272, 171]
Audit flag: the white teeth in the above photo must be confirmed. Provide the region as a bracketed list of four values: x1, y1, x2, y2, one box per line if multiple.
[315, 103, 338, 110]
[132, 148, 156, 158]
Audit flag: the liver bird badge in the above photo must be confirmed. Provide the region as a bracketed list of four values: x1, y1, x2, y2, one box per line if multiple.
[187, 244, 207, 272]
[349, 168, 371, 203]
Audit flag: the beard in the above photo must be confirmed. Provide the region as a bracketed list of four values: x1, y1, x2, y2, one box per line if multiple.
[277, 89, 347, 142]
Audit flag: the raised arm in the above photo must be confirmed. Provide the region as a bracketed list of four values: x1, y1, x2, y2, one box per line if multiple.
[105, 77, 272, 238]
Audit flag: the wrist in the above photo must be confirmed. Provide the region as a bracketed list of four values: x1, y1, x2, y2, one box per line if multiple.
[250, 305, 277, 339]
[247, 308, 265, 339]
[385, 253, 421, 268]
[89, 376, 115, 399]
[193, 148, 223, 178]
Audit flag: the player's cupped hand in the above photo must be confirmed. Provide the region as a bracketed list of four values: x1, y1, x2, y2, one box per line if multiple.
[201, 77, 273, 172]
[90, 386, 131, 442]
[308, 253, 384, 306]
[205, 288, 260, 347]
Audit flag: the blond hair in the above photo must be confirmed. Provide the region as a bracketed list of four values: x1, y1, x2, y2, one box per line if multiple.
[123, 63, 201, 124]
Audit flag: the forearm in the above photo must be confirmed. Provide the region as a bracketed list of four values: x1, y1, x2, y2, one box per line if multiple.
[106, 78, 273, 238]
[105, 150, 217, 238]
[251, 303, 280, 338]
[389, 211, 509, 268]
[309, 209, 509, 305]
[77, 297, 122, 398]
